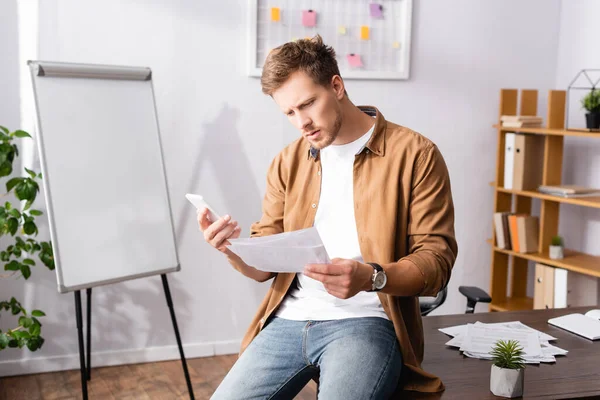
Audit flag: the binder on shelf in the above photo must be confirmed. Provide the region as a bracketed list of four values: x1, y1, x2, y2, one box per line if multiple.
[512, 133, 544, 191]
[503, 133, 515, 189]
[534, 264, 600, 310]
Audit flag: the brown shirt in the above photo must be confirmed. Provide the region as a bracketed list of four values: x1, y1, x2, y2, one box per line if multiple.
[231, 106, 458, 395]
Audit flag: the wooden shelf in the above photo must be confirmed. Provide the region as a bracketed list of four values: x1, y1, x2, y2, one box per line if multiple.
[494, 185, 600, 209]
[489, 296, 534, 312]
[487, 239, 600, 278]
[493, 124, 600, 138]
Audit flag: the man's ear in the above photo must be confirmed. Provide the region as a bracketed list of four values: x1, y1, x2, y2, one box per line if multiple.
[330, 75, 345, 100]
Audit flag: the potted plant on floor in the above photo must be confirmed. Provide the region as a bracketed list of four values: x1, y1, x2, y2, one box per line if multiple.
[581, 88, 600, 130]
[549, 235, 564, 260]
[490, 339, 525, 398]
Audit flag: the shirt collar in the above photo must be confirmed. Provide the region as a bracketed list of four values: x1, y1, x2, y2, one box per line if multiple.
[307, 105, 386, 161]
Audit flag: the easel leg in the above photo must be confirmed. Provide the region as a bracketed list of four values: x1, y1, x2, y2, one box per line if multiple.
[74, 291, 89, 400]
[161, 274, 195, 400]
[86, 288, 92, 380]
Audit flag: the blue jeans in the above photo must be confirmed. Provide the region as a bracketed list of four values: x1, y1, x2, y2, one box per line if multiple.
[211, 317, 403, 400]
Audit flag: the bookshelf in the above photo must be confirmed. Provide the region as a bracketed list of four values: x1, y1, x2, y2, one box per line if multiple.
[488, 88, 600, 312]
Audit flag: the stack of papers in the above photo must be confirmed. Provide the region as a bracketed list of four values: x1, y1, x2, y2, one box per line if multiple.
[227, 227, 331, 273]
[440, 321, 568, 364]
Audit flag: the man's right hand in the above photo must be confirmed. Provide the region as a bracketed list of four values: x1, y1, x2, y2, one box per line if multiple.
[197, 208, 241, 254]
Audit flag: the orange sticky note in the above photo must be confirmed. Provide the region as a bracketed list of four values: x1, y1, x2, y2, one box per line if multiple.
[302, 10, 317, 27]
[347, 54, 363, 68]
[271, 7, 280, 22]
[360, 26, 370, 40]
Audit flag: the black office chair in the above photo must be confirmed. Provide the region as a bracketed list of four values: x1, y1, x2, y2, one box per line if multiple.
[419, 285, 492, 316]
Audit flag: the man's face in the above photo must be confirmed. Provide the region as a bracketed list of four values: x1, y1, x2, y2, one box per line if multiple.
[272, 70, 342, 150]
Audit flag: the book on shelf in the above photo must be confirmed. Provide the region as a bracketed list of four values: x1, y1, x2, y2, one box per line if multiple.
[500, 115, 543, 128]
[493, 212, 538, 253]
[538, 184, 600, 197]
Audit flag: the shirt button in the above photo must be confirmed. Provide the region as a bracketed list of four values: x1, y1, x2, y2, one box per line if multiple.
[312, 203, 316, 208]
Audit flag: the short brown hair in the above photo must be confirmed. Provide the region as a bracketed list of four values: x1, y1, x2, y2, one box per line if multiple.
[261, 35, 342, 96]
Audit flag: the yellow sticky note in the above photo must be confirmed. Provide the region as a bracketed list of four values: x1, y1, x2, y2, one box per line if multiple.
[360, 26, 370, 40]
[292, 37, 298, 42]
[338, 26, 347, 35]
[393, 41, 400, 48]
[271, 7, 280, 22]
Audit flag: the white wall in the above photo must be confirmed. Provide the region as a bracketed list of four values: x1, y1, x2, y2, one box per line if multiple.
[0, 0, 19, 129]
[554, 0, 600, 302]
[0, 0, 563, 376]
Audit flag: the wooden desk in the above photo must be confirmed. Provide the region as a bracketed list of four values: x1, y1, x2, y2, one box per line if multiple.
[409, 306, 600, 399]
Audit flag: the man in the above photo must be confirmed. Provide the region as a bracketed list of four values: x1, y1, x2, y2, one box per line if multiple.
[199, 35, 457, 399]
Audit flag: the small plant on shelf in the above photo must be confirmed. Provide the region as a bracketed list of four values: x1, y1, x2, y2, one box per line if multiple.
[549, 235, 564, 260]
[490, 339, 525, 398]
[581, 89, 600, 130]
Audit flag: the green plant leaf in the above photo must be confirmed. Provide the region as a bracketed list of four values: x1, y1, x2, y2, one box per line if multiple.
[6, 177, 23, 192]
[23, 221, 37, 235]
[8, 209, 20, 219]
[0, 161, 12, 178]
[13, 130, 31, 138]
[19, 316, 33, 329]
[5, 260, 20, 271]
[0, 126, 9, 134]
[29, 323, 41, 336]
[24, 167, 37, 179]
[22, 258, 35, 266]
[7, 218, 18, 236]
[0, 332, 9, 349]
[26, 336, 43, 351]
[29, 210, 43, 216]
[13, 330, 31, 340]
[31, 310, 45, 317]
[20, 265, 31, 279]
[8, 338, 19, 348]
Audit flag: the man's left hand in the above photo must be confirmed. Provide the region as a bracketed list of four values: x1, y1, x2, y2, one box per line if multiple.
[303, 258, 373, 299]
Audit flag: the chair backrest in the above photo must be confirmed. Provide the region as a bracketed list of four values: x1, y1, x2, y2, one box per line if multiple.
[419, 286, 448, 316]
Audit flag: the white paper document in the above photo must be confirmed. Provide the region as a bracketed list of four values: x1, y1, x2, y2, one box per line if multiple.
[440, 320, 567, 364]
[226, 227, 331, 273]
[459, 324, 542, 357]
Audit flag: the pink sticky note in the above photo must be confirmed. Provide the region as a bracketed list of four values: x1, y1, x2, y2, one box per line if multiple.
[347, 54, 363, 68]
[369, 3, 383, 18]
[302, 10, 317, 27]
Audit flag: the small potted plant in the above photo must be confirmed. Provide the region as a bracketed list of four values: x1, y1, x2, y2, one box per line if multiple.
[581, 88, 600, 130]
[549, 235, 564, 259]
[490, 339, 525, 398]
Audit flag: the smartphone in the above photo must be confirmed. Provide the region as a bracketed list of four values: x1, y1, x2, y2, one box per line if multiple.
[185, 194, 221, 223]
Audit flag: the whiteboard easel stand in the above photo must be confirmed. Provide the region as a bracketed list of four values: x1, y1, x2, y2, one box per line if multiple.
[28, 61, 195, 400]
[72, 276, 193, 400]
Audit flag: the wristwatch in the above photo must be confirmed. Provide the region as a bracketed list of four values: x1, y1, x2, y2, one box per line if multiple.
[367, 263, 387, 292]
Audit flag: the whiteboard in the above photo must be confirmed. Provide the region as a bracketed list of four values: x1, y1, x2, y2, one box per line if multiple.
[248, 0, 413, 80]
[28, 61, 179, 293]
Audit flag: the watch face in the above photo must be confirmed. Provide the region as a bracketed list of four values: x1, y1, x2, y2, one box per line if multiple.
[374, 272, 387, 289]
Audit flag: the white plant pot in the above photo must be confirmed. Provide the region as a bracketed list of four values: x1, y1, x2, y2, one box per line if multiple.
[549, 245, 564, 260]
[490, 365, 524, 398]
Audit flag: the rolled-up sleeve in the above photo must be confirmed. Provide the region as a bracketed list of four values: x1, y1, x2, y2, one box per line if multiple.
[399, 144, 458, 296]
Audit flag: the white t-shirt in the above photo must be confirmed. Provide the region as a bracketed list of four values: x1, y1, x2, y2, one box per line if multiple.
[275, 123, 388, 321]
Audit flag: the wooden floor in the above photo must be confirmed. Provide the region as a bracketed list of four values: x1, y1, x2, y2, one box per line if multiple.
[0, 355, 317, 399]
